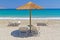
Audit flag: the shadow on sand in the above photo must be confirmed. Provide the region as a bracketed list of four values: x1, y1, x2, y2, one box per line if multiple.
[11, 30, 38, 38]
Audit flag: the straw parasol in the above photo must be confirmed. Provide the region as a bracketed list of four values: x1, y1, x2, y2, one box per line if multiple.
[17, 2, 42, 32]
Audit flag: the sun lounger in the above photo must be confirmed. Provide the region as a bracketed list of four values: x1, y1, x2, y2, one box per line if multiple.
[37, 23, 47, 26]
[8, 21, 21, 26]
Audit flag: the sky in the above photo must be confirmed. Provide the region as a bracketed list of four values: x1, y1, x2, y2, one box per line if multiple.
[0, 0, 60, 9]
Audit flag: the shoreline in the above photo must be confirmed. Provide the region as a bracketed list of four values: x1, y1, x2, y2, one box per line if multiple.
[0, 17, 60, 20]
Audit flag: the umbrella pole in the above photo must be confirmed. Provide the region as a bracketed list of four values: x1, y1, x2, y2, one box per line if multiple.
[30, 9, 32, 33]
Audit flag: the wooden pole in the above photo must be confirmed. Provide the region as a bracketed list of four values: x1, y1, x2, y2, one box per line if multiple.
[30, 9, 32, 33]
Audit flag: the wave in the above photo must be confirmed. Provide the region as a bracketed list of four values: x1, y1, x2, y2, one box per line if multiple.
[0, 17, 60, 20]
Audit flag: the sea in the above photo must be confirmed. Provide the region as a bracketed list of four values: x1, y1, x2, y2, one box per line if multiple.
[0, 9, 60, 19]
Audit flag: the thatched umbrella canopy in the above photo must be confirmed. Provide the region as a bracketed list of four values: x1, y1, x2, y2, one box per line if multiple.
[17, 2, 42, 9]
[17, 2, 42, 32]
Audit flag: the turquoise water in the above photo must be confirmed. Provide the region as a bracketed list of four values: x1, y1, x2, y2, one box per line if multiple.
[0, 9, 60, 18]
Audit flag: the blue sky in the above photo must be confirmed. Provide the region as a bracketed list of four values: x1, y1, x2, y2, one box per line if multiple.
[0, 0, 60, 9]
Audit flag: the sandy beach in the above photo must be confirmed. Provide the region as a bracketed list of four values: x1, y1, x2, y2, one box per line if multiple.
[0, 19, 60, 40]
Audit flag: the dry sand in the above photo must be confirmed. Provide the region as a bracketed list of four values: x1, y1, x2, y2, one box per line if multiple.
[0, 19, 60, 40]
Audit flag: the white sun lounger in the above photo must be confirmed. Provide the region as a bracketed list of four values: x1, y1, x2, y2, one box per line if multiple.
[8, 21, 21, 26]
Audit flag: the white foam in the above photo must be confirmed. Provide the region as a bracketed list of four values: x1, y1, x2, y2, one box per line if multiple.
[0, 17, 60, 20]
